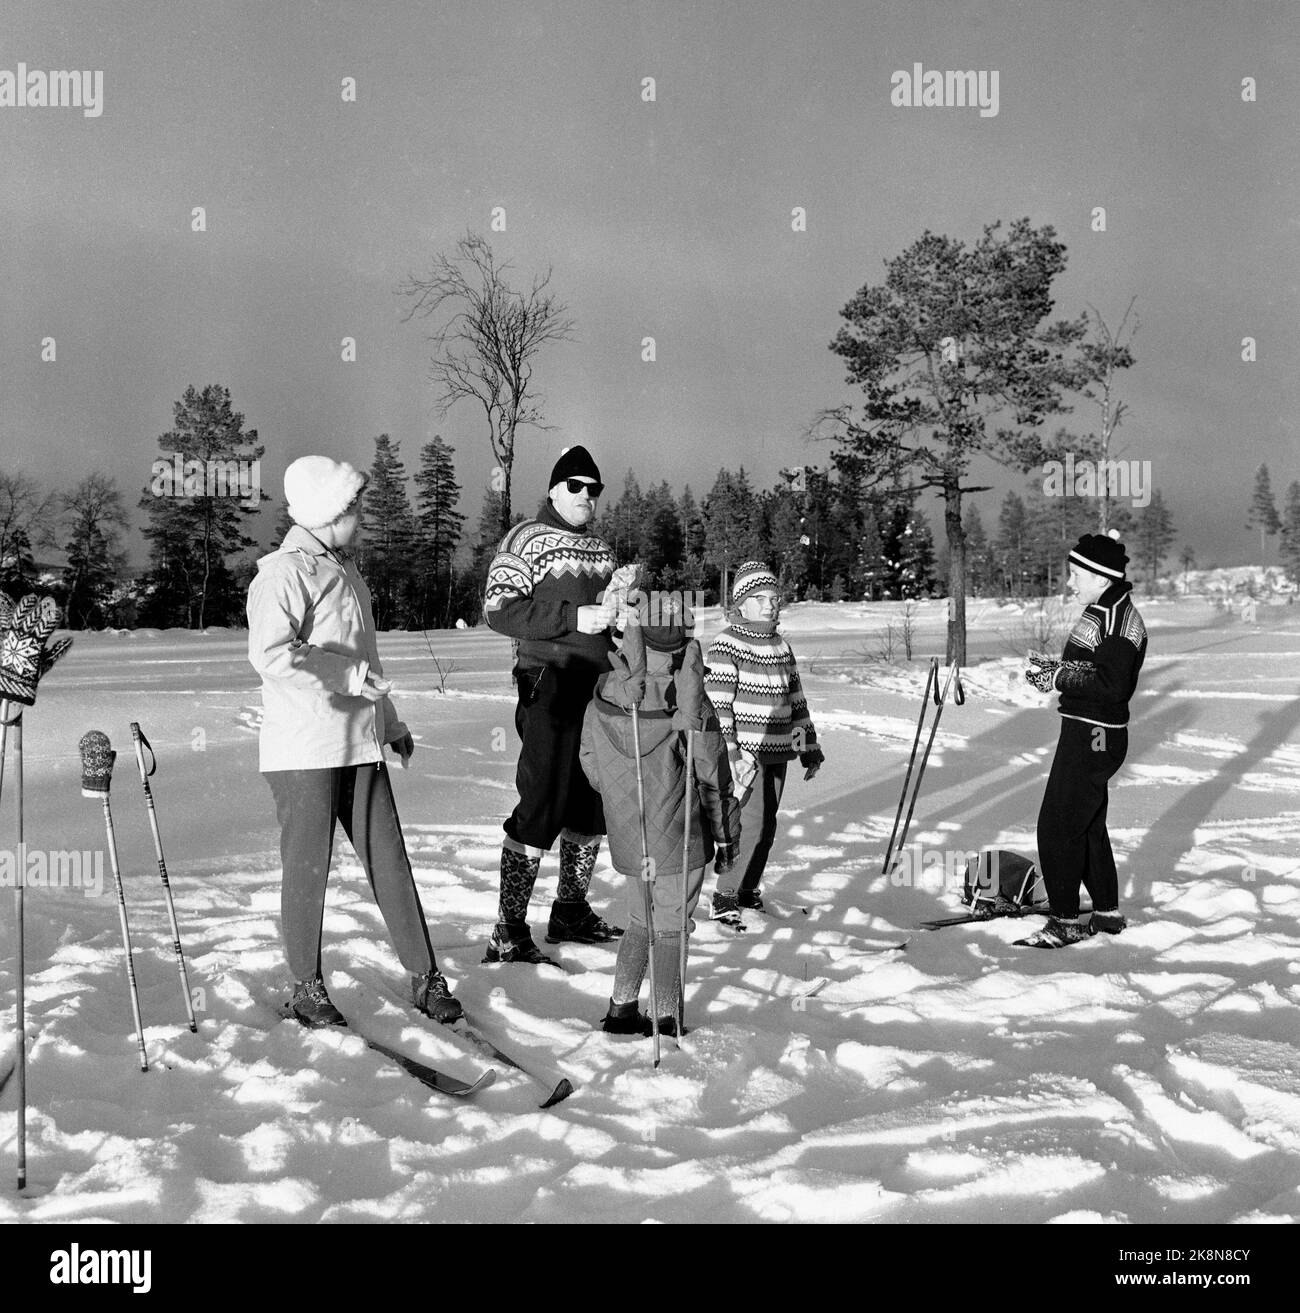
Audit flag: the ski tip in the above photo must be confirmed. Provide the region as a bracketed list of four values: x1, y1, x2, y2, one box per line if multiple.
[540, 1078, 575, 1109]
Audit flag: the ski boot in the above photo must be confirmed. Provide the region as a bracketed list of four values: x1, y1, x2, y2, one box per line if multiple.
[1088, 909, 1128, 936]
[1014, 916, 1091, 949]
[710, 891, 746, 932]
[600, 999, 650, 1036]
[290, 974, 346, 1028]
[546, 899, 623, 944]
[411, 968, 463, 1024]
[483, 921, 561, 966]
[737, 888, 765, 913]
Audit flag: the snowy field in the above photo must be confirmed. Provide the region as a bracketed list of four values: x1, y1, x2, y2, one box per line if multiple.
[2, 595, 1299, 1225]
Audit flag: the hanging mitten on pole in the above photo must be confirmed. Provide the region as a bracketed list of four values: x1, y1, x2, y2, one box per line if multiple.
[1, 590, 73, 1192]
[79, 730, 149, 1072]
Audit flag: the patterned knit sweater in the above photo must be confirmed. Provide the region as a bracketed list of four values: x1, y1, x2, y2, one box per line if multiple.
[1056, 580, 1148, 728]
[704, 621, 818, 761]
[484, 501, 617, 673]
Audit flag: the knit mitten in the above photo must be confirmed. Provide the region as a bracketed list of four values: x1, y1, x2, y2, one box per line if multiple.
[0, 592, 73, 706]
[611, 921, 650, 1006]
[497, 846, 541, 925]
[557, 835, 600, 903]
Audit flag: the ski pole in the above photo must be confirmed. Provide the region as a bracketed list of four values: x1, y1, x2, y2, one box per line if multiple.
[679, 727, 694, 1037]
[129, 723, 196, 1032]
[78, 731, 148, 1072]
[3, 701, 27, 1190]
[882, 658, 939, 876]
[892, 664, 964, 867]
[629, 703, 660, 1068]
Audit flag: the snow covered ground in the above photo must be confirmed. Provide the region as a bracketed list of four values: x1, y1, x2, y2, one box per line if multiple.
[2, 594, 1299, 1224]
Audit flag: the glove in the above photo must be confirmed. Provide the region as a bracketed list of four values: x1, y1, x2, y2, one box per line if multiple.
[387, 731, 415, 768]
[729, 749, 759, 794]
[714, 840, 739, 875]
[0, 592, 73, 706]
[799, 743, 824, 780]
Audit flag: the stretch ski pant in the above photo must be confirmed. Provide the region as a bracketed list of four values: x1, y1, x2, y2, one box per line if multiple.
[265, 763, 437, 981]
[1036, 718, 1129, 919]
[623, 862, 706, 935]
[505, 663, 606, 850]
[714, 760, 788, 897]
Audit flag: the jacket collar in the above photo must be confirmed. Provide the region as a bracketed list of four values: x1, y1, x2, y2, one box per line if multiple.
[266, 524, 355, 566]
[541, 499, 589, 535]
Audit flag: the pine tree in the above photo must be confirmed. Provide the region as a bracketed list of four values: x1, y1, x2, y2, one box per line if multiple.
[1246, 463, 1282, 564]
[1134, 489, 1176, 590]
[413, 435, 465, 627]
[360, 435, 417, 630]
[1279, 481, 1300, 586]
[138, 384, 265, 628]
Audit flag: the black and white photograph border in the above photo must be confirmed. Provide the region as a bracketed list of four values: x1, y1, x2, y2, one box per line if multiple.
[0, 0, 1296, 1264]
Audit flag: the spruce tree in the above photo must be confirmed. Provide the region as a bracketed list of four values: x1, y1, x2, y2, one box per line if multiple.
[1278, 481, 1300, 586]
[1246, 463, 1282, 564]
[963, 504, 994, 596]
[995, 492, 1030, 596]
[360, 435, 417, 630]
[413, 435, 465, 627]
[1134, 489, 1176, 590]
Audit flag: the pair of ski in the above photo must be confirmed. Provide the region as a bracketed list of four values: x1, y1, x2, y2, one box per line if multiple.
[78, 724, 198, 1073]
[279, 997, 573, 1108]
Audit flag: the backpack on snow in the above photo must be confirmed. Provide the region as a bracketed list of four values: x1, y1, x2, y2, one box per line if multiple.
[961, 849, 1046, 918]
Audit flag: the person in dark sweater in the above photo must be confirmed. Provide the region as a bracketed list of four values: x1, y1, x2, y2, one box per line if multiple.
[1019, 530, 1148, 949]
[482, 446, 636, 964]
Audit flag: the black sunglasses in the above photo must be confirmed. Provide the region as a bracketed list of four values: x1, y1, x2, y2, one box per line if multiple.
[566, 478, 603, 497]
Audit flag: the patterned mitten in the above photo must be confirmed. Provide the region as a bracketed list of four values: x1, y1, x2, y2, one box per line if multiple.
[78, 729, 115, 797]
[1025, 652, 1060, 693]
[0, 592, 73, 705]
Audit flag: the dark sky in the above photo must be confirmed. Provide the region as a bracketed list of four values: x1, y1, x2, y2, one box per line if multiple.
[2, 0, 1296, 566]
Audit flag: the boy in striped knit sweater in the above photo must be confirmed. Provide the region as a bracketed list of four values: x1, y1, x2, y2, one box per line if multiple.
[704, 561, 824, 928]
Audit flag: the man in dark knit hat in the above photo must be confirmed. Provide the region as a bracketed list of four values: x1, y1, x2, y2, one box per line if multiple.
[1017, 529, 1148, 949]
[482, 445, 635, 964]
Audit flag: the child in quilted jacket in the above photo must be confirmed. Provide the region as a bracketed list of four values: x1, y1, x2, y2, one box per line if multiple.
[579, 609, 740, 1036]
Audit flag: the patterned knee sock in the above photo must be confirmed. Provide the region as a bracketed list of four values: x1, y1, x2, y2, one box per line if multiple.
[498, 847, 541, 925]
[652, 931, 682, 1021]
[611, 921, 650, 1006]
[557, 836, 601, 904]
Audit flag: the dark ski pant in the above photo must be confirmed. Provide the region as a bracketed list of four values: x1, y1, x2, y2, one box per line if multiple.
[505, 663, 606, 850]
[1036, 718, 1129, 919]
[714, 760, 788, 898]
[265, 762, 436, 981]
